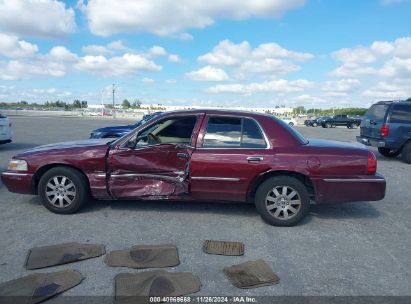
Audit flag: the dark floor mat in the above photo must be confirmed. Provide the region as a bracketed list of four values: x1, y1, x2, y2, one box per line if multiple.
[114, 271, 201, 304]
[105, 244, 180, 269]
[25, 242, 105, 270]
[223, 259, 279, 289]
[0, 270, 83, 304]
[203, 240, 244, 256]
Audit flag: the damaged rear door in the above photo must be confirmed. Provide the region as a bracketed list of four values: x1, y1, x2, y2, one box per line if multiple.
[107, 114, 203, 198]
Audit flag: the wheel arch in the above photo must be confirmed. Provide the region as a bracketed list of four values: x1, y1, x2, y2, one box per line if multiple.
[33, 163, 90, 194]
[247, 170, 315, 204]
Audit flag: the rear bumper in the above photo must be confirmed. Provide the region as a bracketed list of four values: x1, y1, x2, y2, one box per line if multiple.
[0, 139, 12, 144]
[313, 174, 386, 204]
[1, 171, 35, 194]
[356, 136, 402, 150]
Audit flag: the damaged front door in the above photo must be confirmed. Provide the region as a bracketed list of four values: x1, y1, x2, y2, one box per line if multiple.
[107, 115, 201, 199]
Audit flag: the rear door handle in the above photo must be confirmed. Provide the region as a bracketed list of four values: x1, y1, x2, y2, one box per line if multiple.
[177, 153, 190, 159]
[247, 156, 264, 162]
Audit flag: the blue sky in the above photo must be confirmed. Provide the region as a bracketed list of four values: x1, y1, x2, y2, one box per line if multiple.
[0, 0, 410, 108]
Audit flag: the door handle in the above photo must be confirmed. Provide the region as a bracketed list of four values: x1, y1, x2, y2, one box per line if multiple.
[177, 153, 190, 159]
[247, 156, 264, 162]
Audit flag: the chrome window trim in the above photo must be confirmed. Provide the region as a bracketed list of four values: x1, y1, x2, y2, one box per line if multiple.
[200, 115, 270, 150]
[190, 176, 241, 182]
[323, 178, 385, 183]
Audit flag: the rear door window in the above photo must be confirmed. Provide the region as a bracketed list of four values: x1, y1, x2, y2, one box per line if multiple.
[203, 116, 267, 148]
[390, 104, 411, 124]
[364, 104, 388, 122]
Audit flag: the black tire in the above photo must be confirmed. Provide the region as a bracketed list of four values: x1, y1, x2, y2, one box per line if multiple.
[312, 122, 318, 127]
[325, 122, 332, 128]
[255, 176, 310, 227]
[347, 123, 353, 129]
[401, 142, 411, 164]
[289, 122, 294, 127]
[38, 166, 89, 214]
[378, 147, 400, 158]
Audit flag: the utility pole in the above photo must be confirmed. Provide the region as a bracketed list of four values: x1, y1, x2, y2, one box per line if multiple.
[112, 84, 116, 119]
[112, 84, 116, 108]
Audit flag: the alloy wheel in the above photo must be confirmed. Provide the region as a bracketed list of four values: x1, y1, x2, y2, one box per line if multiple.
[265, 186, 301, 220]
[45, 175, 77, 208]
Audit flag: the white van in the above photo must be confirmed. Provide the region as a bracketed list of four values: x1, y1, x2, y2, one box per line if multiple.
[0, 113, 13, 144]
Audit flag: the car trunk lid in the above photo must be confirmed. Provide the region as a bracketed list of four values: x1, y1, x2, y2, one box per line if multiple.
[360, 104, 389, 139]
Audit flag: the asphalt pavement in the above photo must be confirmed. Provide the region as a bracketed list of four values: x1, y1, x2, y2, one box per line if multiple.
[0, 116, 410, 297]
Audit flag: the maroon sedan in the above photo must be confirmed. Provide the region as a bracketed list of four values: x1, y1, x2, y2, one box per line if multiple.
[1, 110, 386, 226]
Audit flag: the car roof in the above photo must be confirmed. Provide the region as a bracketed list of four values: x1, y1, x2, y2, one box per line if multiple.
[374, 100, 411, 106]
[160, 108, 274, 119]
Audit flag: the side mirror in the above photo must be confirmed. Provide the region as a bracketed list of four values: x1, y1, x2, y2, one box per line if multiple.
[135, 135, 149, 148]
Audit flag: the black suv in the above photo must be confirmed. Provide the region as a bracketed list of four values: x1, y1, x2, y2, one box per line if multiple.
[357, 100, 411, 163]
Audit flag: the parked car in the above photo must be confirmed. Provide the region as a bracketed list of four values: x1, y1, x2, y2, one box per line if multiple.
[1, 109, 385, 226]
[278, 117, 298, 127]
[305, 116, 329, 127]
[321, 115, 362, 129]
[357, 100, 411, 163]
[90, 112, 162, 138]
[0, 113, 13, 144]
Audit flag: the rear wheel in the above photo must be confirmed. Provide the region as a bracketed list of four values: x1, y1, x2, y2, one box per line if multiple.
[378, 147, 400, 158]
[325, 122, 332, 128]
[312, 122, 318, 127]
[255, 176, 310, 227]
[38, 167, 89, 214]
[401, 142, 411, 164]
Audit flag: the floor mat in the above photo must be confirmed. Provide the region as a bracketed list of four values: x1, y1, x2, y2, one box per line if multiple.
[223, 259, 279, 289]
[105, 244, 180, 269]
[25, 242, 106, 270]
[202, 240, 244, 256]
[0, 270, 83, 304]
[114, 271, 201, 304]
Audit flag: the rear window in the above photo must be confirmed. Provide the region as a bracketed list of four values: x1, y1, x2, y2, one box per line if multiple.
[390, 104, 411, 124]
[364, 104, 388, 122]
[203, 116, 267, 148]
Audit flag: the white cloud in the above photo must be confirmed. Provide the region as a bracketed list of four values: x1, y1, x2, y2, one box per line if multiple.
[80, 0, 305, 36]
[330, 37, 411, 78]
[149, 46, 167, 57]
[0, 33, 38, 58]
[362, 81, 411, 99]
[186, 66, 230, 81]
[49, 46, 78, 62]
[199, 40, 251, 66]
[0, 0, 76, 38]
[165, 79, 177, 84]
[198, 40, 313, 79]
[206, 79, 313, 94]
[142, 77, 155, 84]
[82, 44, 112, 55]
[168, 54, 181, 63]
[75, 53, 162, 77]
[322, 79, 361, 97]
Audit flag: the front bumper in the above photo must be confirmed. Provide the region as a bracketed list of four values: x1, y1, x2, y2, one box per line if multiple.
[1, 171, 35, 194]
[313, 174, 386, 204]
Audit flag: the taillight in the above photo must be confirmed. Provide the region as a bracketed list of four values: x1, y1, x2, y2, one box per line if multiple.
[380, 124, 389, 138]
[367, 151, 377, 175]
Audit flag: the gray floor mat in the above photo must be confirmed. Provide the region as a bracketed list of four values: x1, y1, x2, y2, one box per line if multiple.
[105, 244, 180, 269]
[114, 271, 201, 304]
[203, 240, 244, 256]
[223, 259, 279, 289]
[0, 270, 83, 304]
[25, 242, 106, 270]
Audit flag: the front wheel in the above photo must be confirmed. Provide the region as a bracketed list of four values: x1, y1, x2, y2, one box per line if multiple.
[378, 147, 400, 158]
[325, 122, 332, 128]
[312, 122, 318, 127]
[255, 176, 310, 227]
[38, 167, 89, 214]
